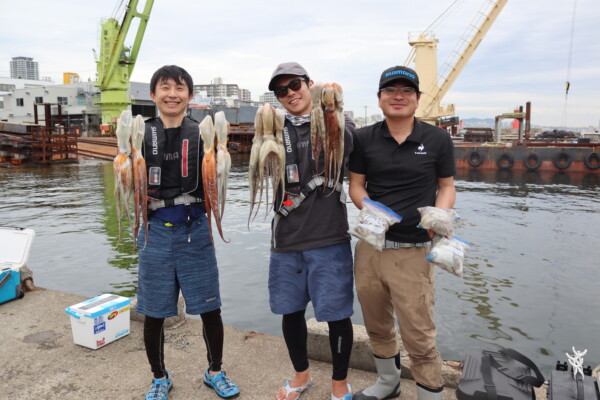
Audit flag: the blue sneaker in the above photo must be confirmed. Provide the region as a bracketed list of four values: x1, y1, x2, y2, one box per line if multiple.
[203, 369, 240, 398]
[145, 371, 173, 400]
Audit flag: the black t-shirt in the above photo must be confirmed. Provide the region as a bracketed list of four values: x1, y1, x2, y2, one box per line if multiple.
[349, 118, 455, 243]
[271, 115, 355, 252]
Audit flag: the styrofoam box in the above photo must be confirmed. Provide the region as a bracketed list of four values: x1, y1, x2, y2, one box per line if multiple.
[65, 294, 131, 349]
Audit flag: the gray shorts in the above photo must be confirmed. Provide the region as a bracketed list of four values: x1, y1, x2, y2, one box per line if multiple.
[136, 214, 221, 318]
[268, 241, 354, 322]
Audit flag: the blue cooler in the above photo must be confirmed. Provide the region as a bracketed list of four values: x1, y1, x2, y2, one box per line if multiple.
[0, 227, 35, 305]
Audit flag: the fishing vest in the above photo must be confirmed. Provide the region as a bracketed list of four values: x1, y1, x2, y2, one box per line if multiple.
[275, 120, 345, 217]
[143, 116, 202, 201]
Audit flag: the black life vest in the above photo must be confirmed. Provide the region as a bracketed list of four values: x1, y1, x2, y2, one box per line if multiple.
[275, 120, 344, 217]
[143, 116, 202, 200]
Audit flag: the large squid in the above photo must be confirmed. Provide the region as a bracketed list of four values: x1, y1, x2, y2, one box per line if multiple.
[247, 106, 265, 226]
[318, 82, 345, 192]
[248, 104, 285, 225]
[113, 110, 134, 245]
[214, 111, 231, 220]
[309, 82, 326, 169]
[130, 114, 148, 249]
[200, 115, 228, 244]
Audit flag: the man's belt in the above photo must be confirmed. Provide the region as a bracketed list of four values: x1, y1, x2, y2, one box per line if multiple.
[384, 240, 432, 249]
[148, 193, 203, 211]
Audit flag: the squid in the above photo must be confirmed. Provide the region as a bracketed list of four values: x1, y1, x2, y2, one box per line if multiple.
[200, 115, 228, 244]
[214, 111, 231, 220]
[259, 105, 286, 217]
[309, 82, 325, 169]
[113, 110, 134, 245]
[248, 104, 286, 225]
[320, 82, 345, 192]
[247, 105, 265, 226]
[130, 114, 148, 249]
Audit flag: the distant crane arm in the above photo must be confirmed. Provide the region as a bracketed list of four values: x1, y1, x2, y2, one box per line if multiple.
[424, 0, 507, 116]
[98, 0, 154, 90]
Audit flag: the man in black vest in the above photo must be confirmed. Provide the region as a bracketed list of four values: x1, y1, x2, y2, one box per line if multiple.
[349, 66, 456, 400]
[137, 65, 240, 400]
[267, 62, 355, 400]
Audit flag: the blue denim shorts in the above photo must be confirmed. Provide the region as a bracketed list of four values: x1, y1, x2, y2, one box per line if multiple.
[268, 241, 354, 322]
[136, 214, 221, 318]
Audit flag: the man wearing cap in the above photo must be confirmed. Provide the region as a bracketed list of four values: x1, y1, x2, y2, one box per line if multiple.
[266, 62, 355, 400]
[348, 66, 456, 400]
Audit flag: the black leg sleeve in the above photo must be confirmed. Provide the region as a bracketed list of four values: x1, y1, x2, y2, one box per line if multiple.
[282, 310, 309, 373]
[144, 315, 166, 379]
[328, 318, 353, 381]
[200, 308, 224, 372]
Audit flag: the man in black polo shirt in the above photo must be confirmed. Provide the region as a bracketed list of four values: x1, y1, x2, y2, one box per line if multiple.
[348, 66, 456, 400]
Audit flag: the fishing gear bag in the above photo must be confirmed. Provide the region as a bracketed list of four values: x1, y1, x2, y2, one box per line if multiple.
[456, 348, 545, 400]
[548, 361, 600, 400]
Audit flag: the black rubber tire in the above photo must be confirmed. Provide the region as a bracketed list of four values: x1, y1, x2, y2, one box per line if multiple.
[525, 153, 541, 170]
[583, 152, 600, 170]
[467, 150, 484, 167]
[497, 153, 513, 170]
[553, 152, 572, 170]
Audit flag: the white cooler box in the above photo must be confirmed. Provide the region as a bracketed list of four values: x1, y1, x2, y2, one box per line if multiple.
[0, 226, 35, 305]
[65, 293, 131, 349]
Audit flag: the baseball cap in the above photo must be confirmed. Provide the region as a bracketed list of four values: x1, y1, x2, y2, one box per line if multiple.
[379, 66, 420, 91]
[268, 62, 310, 91]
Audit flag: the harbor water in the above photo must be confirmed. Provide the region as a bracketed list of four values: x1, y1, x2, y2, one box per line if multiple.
[1, 156, 599, 373]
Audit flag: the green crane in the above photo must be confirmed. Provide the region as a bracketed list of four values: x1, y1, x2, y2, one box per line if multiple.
[96, 0, 154, 131]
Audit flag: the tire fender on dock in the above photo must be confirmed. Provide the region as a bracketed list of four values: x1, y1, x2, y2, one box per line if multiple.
[467, 150, 484, 167]
[525, 153, 541, 170]
[497, 153, 513, 170]
[553, 152, 572, 170]
[583, 152, 600, 170]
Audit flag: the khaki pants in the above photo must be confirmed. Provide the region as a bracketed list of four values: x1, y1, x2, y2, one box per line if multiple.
[354, 240, 443, 389]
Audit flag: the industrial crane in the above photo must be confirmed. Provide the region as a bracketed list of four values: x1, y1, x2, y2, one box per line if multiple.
[405, 0, 507, 124]
[96, 0, 154, 130]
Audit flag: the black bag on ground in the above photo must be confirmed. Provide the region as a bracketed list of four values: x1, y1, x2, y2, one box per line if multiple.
[456, 348, 545, 400]
[548, 361, 600, 399]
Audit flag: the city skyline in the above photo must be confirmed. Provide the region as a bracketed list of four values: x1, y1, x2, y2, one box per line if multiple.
[1, 0, 598, 128]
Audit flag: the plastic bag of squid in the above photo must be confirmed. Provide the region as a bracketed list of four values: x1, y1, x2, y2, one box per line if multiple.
[247, 82, 346, 226]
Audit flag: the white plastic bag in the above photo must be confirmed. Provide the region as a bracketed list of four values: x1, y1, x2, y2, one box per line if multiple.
[426, 235, 471, 277]
[417, 206, 460, 236]
[349, 198, 402, 251]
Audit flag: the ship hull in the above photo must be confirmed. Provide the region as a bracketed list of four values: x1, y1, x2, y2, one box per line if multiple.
[454, 142, 600, 173]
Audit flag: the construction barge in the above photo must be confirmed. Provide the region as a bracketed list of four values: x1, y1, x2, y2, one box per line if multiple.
[453, 103, 599, 173]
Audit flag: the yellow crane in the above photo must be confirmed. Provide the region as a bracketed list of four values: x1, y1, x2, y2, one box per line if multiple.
[405, 0, 507, 124]
[96, 0, 154, 131]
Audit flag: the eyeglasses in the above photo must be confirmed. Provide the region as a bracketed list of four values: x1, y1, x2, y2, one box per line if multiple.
[379, 87, 417, 96]
[274, 78, 304, 98]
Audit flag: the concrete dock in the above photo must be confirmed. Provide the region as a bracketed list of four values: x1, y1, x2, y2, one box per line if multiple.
[1, 288, 463, 400]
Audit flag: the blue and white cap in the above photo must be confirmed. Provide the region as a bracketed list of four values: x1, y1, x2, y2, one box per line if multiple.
[379, 66, 420, 91]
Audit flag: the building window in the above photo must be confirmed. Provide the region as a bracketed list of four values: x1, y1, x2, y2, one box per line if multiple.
[77, 95, 84, 105]
[57, 96, 68, 105]
[0, 84, 16, 91]
[35, 96, 44, 104]
[16, 98, 24, 107]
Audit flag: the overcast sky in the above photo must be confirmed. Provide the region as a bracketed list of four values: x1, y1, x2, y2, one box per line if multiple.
[1, 0, 598, 128]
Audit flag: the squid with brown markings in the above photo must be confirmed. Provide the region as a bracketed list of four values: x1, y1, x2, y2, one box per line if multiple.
[113, 110, 134, 245]
[200, 115, 229, 244]
[130, 114, 148, 249]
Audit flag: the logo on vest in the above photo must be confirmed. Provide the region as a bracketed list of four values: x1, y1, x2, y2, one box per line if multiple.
[415, 143, 427, 155]
[282, 127, 293, 153]
[151, 126, 158, 155]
